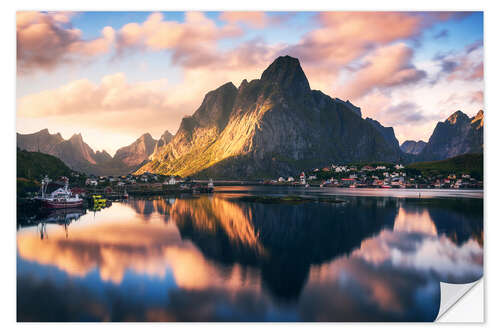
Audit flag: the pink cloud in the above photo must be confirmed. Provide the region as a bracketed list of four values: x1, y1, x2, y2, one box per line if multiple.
[336, 43, 426, 100]
[219, 12, 269, 28]
[470, 90, 484, 105]
[287, 12, 425, 67]
[18, 73, 171, 117]
[115, 12, 242, 66]
[17, 11, 115, 75]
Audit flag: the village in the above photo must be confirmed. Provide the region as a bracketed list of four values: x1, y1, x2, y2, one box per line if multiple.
[69, 160, 483, 197]
[267, 163, 483, 189]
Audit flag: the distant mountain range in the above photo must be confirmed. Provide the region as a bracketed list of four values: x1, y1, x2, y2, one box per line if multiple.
[400, 140, 427, 155]
[17, 129, 173, 175]
[16, 56, 484, 178]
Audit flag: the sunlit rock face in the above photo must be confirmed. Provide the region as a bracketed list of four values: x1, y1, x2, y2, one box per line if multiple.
[138, 56, 403, 178]
[418, 110, 483, 161]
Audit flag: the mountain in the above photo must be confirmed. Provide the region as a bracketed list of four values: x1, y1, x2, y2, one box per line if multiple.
[418, 110, 483, 161]
[17, 148, 73, 181]
[137, 55, 403, 179]
[17, 130, 158, 175]
[17, 130, 105, 172]
[365, 118, 400, 152]
[16, 129, 64, 154]
[17, 149, 74, 197]
[400, 140, 427, 155]
[113, 133, 157, 167]
[151, 130, 173, 158]
[408, 153, 483, 180]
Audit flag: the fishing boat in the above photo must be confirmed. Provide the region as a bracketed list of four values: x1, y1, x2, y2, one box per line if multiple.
[36, 176, 83, 209]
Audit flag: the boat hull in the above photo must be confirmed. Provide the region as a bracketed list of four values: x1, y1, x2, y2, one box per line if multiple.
[42, 200, 83, 209]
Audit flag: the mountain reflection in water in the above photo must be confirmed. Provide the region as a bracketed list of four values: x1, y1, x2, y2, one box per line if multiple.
[17, 192, 483, 322]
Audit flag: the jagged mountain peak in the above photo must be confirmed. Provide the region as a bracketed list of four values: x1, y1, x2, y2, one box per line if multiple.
[70, 133, 83, 141]
[418, 110, 483, 161]
[260, 55, 310, 93]
[191, 81, 238, 129]
[400, 140, 427, 155]
[472, 110, 484, 129]
[137, 133, 153, 141]
[446, 110, 469, 124]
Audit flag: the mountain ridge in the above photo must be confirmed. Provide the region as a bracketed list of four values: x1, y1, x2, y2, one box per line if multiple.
[137, 55, 404, 178]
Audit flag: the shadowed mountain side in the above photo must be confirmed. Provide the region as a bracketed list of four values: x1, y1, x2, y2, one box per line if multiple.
[417, 110, 483, 161]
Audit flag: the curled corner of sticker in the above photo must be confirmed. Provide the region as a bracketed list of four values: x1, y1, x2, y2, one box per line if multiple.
[436, 279, 483, 321]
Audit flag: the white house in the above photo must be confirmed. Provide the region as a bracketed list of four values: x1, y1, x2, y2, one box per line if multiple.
[164, 176, 177, 185]
[287, 177, 295, 182]
[278, 177, 285, 182]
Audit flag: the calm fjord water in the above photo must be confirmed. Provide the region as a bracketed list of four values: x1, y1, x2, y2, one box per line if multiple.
[17, 187, 483, 322]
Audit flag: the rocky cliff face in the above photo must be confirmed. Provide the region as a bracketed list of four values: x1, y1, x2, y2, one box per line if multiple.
[365, 118, 400, 153]
[113, 133, 157, 167]
[17, 129, 64, 154]
[151, 130, 173, 158]
[138, 55, 403, 178]
[418, 110, 483, 161]
[400, 140, 427, 155]
[17, 130, 159, 175]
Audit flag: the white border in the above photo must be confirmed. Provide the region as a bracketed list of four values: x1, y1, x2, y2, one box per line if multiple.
[3, 0, 499, 331]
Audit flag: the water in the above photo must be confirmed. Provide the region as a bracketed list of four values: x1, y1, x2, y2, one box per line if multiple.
[16, 187, 483, 322]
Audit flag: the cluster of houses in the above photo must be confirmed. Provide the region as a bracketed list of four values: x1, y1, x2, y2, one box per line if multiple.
[85, 172, 184, 188]
[272, 163, 482, 189]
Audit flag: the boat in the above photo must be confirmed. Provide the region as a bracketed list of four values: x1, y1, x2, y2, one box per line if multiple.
[36, 176, 83, 209]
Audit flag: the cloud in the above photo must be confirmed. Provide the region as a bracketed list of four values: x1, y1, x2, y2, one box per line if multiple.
[18, 73, 170, 117]
[433, 40, 483, 83]
[17, 11, 115, 75]
[383, 102, 438, 125]
[285, 12, 449, 67]
[335, 43, 426, 99]
[115, 12, 242, 65]
[469, 91, 484, 105]
[219, 12, 270, 28]
[433, 29, 449, 39]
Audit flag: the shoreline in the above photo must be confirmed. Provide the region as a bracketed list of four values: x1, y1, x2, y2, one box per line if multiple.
[213, 185, 484, 199]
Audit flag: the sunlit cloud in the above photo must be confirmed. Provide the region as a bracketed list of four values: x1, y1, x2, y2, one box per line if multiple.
[17, 11, 115, 75]
[219, 11, 270, 28]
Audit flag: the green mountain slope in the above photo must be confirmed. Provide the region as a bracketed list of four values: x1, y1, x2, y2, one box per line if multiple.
[17, 149, 76, 196]
[407, 153, 483, 179]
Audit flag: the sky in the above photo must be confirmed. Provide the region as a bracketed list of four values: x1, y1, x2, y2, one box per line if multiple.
[16, 11, 484, 155]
